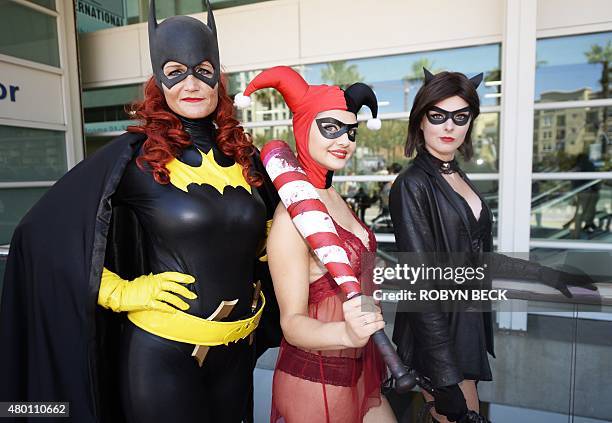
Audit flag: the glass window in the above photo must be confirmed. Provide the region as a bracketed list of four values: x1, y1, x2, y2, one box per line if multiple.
[303, 44, 501, 111]
[536, 32, 612, 103]
[76, 2, 126, 32]
[0, 188, 48, 244]
[352, 113, 498, 175]
[29, 0, 55, 9]
[458, 112, 500, 173]
[529, 247, 612, 276]
[77, 0, 274, 31]
[231, 44, 502, 124]
[333, 180, 499, 235]
[83, 84, 143, 153]
[531, 178, 611, 241]
[0, 1, 60, 67]
[0, 125, 66, 182]
[83, 84, 142, 126]
[247, 125, 295, 152]
[533, 107, 611, 172]
[147, 0, 275, 20]
[83, 84, 143, 109]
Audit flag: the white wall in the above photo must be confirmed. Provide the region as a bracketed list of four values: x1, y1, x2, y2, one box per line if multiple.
[79, 0, 612, 89]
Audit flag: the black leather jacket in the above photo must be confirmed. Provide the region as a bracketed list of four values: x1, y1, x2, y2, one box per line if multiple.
[389, 153, 495, 387]
[389, 153, 587, 387]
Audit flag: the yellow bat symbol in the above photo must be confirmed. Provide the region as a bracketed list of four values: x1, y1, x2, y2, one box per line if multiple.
[167, 148, 251, 195]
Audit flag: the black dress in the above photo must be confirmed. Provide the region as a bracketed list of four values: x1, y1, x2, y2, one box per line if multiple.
[449, 191, 493, 381]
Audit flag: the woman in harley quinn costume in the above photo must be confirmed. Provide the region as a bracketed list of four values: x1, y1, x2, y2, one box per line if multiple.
[389, 69, 597, 423]
[236, 66, 396, 423]
[0, 1, 279, 422]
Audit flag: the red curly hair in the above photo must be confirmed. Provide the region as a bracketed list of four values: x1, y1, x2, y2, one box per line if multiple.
[127, 76, 262, 187]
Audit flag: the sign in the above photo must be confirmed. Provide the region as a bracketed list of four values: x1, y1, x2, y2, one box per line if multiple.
[76, 0, 126, 33]
[84, 120, 136, 135]
[0, 83, 19, 102]
[0, 60, 64, 125]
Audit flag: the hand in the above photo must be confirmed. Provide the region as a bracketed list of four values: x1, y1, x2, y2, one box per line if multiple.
[341, 295, 385, 348]
[540, 266, 598, 298]
[432, 384, 468, 422]
[99, 269, 197, 313]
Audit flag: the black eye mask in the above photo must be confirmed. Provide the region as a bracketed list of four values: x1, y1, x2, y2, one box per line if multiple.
[426, 106, 472, 126]
[163, 64, 215, 88]
[148, 0, 220, 90]
[315, 117, 359, 142]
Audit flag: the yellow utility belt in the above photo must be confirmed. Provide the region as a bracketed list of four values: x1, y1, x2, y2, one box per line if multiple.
[127, 291, 265, 346]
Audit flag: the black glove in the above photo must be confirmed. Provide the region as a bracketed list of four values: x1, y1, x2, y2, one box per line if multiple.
[432, 384, 468, 422]
[459, 411, 491, 423]
[540, 266, 598, 298]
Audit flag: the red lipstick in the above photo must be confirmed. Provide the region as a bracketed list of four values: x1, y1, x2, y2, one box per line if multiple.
[440, 136, 455, 142]
[182, 97, 204, 103]
[329, 149, 348, 159]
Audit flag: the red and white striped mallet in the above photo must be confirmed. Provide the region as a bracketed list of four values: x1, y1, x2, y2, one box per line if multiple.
[261, 140, 417, 393]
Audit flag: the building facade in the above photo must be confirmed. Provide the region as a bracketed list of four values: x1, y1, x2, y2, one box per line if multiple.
[1, 0, 611, 421]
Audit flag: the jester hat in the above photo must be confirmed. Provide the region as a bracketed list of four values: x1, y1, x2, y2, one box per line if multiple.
[235, 66, 381, 188]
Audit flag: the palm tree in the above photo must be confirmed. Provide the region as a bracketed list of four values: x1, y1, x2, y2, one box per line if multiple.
[320, 61, 363, 89]
[320, 61, 366, 171]
[585, 41, 612, 99]
[402, 58, 439, 111]
[585, 41, 612, 158]
[252, 89, 285, 111]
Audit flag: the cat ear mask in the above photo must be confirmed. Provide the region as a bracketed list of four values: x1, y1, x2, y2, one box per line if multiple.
[423, 67, 483, 89]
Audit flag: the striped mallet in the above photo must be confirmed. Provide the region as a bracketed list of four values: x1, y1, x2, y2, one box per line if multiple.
[261, 140, 417, 393]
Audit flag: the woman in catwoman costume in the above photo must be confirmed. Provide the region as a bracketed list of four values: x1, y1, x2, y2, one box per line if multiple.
[389, 69, 596, 423]
[0, 2, 279, 422]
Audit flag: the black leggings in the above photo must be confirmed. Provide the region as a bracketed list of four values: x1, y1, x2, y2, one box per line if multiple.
[119, 321, 255, 423]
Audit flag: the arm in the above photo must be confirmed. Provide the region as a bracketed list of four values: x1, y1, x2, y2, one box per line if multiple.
[487, 252, 596, 298]
[98, 267, 197, 313]
[389, 175, 463, 388]
[252, 150, 284, 356]
[100, 165, 198, 314]
[267, 203, 384, 350]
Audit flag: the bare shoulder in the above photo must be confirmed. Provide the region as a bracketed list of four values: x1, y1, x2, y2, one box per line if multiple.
[271, 202, 293, 231]
[268, 202, 310, 266]
[269, 203, 303, 244]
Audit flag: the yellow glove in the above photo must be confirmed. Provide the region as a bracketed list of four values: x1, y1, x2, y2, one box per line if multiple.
[258, 219, 274, 262]
[98, 268, 197, 314]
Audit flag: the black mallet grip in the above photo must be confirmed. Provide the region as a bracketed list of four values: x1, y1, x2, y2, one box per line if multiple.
[371, 330, 417, 393]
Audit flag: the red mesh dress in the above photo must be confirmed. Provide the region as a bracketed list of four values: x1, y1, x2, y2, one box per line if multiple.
[271, 215, 387, 423]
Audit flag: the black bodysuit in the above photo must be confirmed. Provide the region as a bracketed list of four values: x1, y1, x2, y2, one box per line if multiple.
[112, 117, 268, 423]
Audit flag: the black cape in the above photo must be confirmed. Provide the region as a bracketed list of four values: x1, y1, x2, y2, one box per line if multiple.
[0, 132, 281, 422]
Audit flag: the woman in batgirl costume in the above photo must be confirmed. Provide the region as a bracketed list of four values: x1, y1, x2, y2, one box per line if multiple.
[0, 1, 279, 422]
